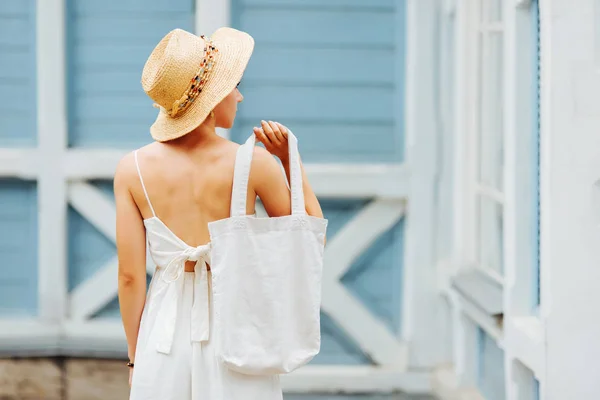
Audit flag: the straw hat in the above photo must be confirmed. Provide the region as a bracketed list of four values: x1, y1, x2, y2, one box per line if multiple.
[141, 28, 254, 142]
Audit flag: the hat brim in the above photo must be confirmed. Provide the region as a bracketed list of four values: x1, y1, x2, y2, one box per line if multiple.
[149, 28, 255, 142]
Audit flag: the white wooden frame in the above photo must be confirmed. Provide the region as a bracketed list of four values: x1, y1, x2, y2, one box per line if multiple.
[452, 0, 478, 271]
[0, 0, 435, 395]
[503, 1, 545, 399]
[452, 0, 503, 326]
[467, 0, 506, 285]
[435, 0, 546, 399]
[36, 0, 68, 325]
[402, 0, 447, 370]
[442, 1, 495, 390]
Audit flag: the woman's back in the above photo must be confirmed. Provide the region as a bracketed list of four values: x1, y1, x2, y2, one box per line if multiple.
[131, 135, 247, 251]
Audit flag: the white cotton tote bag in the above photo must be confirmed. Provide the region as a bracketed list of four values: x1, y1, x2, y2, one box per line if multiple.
[208, 131, 328, 376]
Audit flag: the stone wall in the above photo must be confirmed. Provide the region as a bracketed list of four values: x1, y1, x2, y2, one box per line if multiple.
[0, 358, 129, 400]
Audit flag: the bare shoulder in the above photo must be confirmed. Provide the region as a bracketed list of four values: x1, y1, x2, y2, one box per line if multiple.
[251, 145, 278, 169]
[114, 152, 136, 191]
[249, 145, 288, 192]
[250, 146, 282, 180]
[114, 143, 154, 190]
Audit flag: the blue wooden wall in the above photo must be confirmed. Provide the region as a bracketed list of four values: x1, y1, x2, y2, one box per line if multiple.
[230, 0, 404, 163]
[0, 0, 38, 317]
[65, 0, 194, 148]
[0, 180, 38, 316]
[0, 0, 37, 146]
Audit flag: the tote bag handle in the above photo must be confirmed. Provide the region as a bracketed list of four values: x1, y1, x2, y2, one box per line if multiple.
[230, 130, 305, 217]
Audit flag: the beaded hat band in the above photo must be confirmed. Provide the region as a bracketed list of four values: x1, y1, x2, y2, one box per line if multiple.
[154, 36, 219, 118]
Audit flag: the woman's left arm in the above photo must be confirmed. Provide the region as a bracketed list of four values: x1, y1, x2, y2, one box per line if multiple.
[114, 154, 148, 368]
[254, 121, 324, 220]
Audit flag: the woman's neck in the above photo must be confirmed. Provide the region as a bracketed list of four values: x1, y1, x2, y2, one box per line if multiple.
[169, 119, 221, 149]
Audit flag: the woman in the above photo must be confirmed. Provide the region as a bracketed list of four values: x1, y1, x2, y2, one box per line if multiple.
[115, 28, 324, 399]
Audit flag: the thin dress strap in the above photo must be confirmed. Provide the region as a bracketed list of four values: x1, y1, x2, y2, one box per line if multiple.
[134, 150, 157, 218]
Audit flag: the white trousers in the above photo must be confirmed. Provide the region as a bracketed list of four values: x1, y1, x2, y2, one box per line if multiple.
[130, 272, 283, 400]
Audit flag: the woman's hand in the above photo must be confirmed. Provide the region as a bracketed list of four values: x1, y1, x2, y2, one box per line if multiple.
[251, 120, 325, 222]
[253, 120, 289, 162]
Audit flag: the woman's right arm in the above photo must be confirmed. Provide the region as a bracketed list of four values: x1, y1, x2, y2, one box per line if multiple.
[114, 155, 148, 371]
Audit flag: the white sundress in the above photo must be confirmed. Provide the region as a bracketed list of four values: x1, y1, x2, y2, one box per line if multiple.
[128, 150, 283, 400]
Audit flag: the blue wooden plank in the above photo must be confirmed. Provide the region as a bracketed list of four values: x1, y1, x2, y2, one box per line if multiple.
[342, 218, 404, 334]
[232, 122, 398, 163]
[72, 69, 146, 95]
[244, 47, 394, 85]
[70, 14, 193, 44]
[0, 82, 30, 112]
[0, 0, 36, 147]
[0, 1, 31, 14]
[0, 180, 38, 316]
[71, 0, 194, 14]
[0, 114, 34, 146]
[0, 117, 36, 147]
[0, 16, 30, 46]
[71, 121, 153, 148]
[238, 9, 394, 47]
[72, 43, 159, 69]
[72, 94, 154, 121]
[477, 328, 506, 400]
[239, 0, 394, 10]
[238, 86, 394, 121]
[0, 51, 30, 79]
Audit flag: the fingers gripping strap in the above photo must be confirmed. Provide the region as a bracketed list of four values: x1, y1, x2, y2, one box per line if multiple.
[230, 131, 306, 217]
[230, 134, 256, 217]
